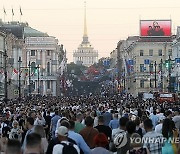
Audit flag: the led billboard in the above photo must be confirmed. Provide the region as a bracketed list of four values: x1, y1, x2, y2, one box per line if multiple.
[140, 20, 171, 37]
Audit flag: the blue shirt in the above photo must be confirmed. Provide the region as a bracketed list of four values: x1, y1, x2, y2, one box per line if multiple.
[109, 119, 119, 129]
[51, 115, 60, 131]
[68, 130, 91, 154]
[150, 114, 159, 129]
[103, 112, 112, 126]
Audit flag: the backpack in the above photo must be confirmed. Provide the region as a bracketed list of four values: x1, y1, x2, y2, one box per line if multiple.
[61, 142, 78, 154]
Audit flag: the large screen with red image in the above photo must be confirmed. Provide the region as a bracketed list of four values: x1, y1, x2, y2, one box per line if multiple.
[140, 20, 171, 37]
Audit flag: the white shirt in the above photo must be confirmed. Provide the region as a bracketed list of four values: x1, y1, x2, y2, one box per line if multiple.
[53, 141, 80, 154]
[155, 123, 163, 134]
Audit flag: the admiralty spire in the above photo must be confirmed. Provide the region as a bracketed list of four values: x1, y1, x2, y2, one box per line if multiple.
[73, 1, 98, 67]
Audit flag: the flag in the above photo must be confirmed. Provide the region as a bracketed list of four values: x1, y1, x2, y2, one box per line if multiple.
[3, 7, 6, 15]
[11, 69, 18, 80]
[125, 59, 131, 75]
[12, 8, 14, 16]
[20, 7, 22, 15]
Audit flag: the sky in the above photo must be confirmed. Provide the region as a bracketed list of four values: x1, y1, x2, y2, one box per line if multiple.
[1, 0, 180, 62]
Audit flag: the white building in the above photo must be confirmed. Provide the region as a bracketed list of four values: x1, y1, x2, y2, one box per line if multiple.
[25, 35, 61, 96]
[73, 3, 98, 67]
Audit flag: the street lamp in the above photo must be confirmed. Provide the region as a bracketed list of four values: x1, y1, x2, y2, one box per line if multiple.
[3, 37, 8, 103]
[168, 55, 171, 92]
[160, 59, 163, 92]
[123, 67, 126, 92]
[37, 65, 40, 96]
[18, 57, 22, 102]
[28, 61, 31, 97]
[154, 61, 157, 88]
[149, 62, 152, 88]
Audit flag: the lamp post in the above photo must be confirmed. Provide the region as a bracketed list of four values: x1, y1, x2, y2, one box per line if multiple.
[168, 55, 171, 92]
[37, 65, 40, 96]
[18, 57, 22, 102]
[160, 59, 163, 92]
[123, 67, 126, 92]
[149, 62, 152, 89]
[28, 61, 31, 97]
[154, 61, 157, 88]
[3, 37, 8, 103]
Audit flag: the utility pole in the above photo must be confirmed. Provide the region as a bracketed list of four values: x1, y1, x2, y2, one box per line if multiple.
[154, 61, 157, 88]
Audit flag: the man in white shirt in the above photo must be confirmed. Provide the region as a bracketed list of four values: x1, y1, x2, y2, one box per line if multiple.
[172, 111, 180, 130]
[53, 126, 80, 154]
[155, 116, 165, 134]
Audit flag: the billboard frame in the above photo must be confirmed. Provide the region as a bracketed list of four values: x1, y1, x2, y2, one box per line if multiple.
[139, 19, 172, 37]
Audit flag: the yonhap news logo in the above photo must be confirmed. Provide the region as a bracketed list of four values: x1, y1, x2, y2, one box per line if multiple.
[130, 136, 180, 144]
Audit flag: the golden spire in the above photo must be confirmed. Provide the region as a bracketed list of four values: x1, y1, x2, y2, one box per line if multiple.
[83, 1, 88, 37]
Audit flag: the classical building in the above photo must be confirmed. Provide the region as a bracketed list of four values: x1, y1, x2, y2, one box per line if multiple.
[73, 3, 98, 67]
[0, 21, 66, 98]
[115, 36, 173, 96]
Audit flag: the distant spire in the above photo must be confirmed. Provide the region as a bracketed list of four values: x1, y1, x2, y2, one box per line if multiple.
[84, 1, 87, 37]
[83, 1, 88, 42]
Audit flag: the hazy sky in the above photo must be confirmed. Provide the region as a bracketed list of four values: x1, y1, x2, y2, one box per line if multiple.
[1, 0, 180, 62]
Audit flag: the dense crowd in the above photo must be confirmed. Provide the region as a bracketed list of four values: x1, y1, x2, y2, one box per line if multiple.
[0, 94, 180, 154]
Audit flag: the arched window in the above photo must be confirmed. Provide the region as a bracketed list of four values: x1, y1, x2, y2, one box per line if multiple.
[47, 62, 50, 75]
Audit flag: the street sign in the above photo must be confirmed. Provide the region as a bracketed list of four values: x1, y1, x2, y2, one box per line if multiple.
[14, 89, 19, 95]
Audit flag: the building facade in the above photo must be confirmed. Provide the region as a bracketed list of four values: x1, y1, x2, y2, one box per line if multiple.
[0, 21, 66, 98]
[25, 36, 62, 96]
[115, 37, 173, 96]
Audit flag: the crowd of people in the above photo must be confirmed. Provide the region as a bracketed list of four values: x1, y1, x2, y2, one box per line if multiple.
[0, 94, 179, 154]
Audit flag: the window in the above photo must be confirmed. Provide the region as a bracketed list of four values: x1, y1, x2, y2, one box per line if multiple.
[149, 49, 153, 56]
[47, 62, 50, 75]
[168, 49, 172, 56]
[47, 81, 50, 89]
[140, 64, 144, 72]
[158, 49, 162, 56]
[31, 50, 35, 56]
[149, 63, 153, 73]
[47, 50, 50, 56]
[140, 50, 144, 56]
[140, 80, 144, 88]
[31, 62, 36, 74]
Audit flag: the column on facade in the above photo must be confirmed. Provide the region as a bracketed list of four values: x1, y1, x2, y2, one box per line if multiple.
[52, 80, 56, 96]
[42, 50, 46, 75]
[13, 47, 18, 69]
[27, 50, 30, 67]
[37, 50, 40, 61]
[43, 80, 46, 96]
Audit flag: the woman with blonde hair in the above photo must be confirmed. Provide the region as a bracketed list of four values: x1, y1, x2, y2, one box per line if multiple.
[33, 125, 48, 153]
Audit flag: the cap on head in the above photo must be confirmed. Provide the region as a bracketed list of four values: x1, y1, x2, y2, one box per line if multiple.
[57, 126, 68, 137]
